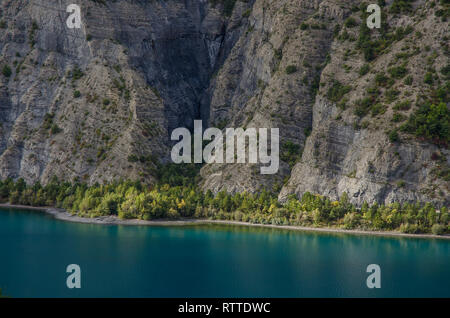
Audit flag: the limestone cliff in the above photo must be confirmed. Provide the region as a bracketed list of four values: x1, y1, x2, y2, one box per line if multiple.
[0, 0, 232, 184]
[0, 0, 448, 206]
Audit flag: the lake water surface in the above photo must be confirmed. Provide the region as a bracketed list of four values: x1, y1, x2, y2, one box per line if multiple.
[0, 208, 449, 297]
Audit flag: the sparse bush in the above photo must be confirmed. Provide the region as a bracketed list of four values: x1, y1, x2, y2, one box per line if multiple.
[388, 65, 408, 79]
[393, 100, 411, 111]
[397, 180, 405, 188]
[51, 124, 62, 134]
[344, 17, 358, 28]
[285, 65, 298, 74]
[371, 103, 386, 116]
[127, 154, 138, 163]
[401, 102, 449, 145]
[359, 64, 370, 76]
[404, 75, 413, 85]
[385, 89, 400, 103]
[388, 129, 400, 143]
[424, 72, 434, 85]
[280, 141, 302, 168]
[327, 80, 351, 102]
[71, 66, 84, 81]
[440, 64, 450, 79]
[354, 97, 372, 117]
[242, 9, 251, 18]
[2, 65, 12, 77]
[375, 72, 389, 87]
[392, 112, 406, 122]
[390, 0, 414, 14]
[42, 113, 55, 129]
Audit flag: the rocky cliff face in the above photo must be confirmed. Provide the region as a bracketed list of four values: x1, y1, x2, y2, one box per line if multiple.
[202, 0, 449, 207]
[201, 0, 346, 194]
[277, 0, 450, 206]
[0, 0, 448, 206]
[0, 0, 232, 184]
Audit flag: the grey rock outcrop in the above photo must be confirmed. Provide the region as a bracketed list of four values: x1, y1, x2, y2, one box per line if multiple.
[0, 0, 448, 206]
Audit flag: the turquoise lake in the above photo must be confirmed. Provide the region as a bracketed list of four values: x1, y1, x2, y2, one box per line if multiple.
[0, 207, 449, 298]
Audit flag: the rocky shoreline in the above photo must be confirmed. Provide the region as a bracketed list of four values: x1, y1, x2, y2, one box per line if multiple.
[1, 203, 449, 240]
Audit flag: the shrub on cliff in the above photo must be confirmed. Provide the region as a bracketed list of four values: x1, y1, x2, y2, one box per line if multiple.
[2, 65, 12, 77]
[401, 102, 449, 146]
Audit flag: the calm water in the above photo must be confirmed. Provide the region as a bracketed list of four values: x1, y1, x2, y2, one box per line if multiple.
[0, 208, 449, 298]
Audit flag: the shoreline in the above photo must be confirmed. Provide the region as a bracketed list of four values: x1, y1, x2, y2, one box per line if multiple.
[1, 203, 449, 240]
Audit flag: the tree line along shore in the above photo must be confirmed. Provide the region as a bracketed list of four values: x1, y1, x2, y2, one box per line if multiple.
[0, 164, 448, 236]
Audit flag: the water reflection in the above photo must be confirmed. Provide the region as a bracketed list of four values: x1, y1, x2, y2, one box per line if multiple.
[0, 208, 449, 297]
